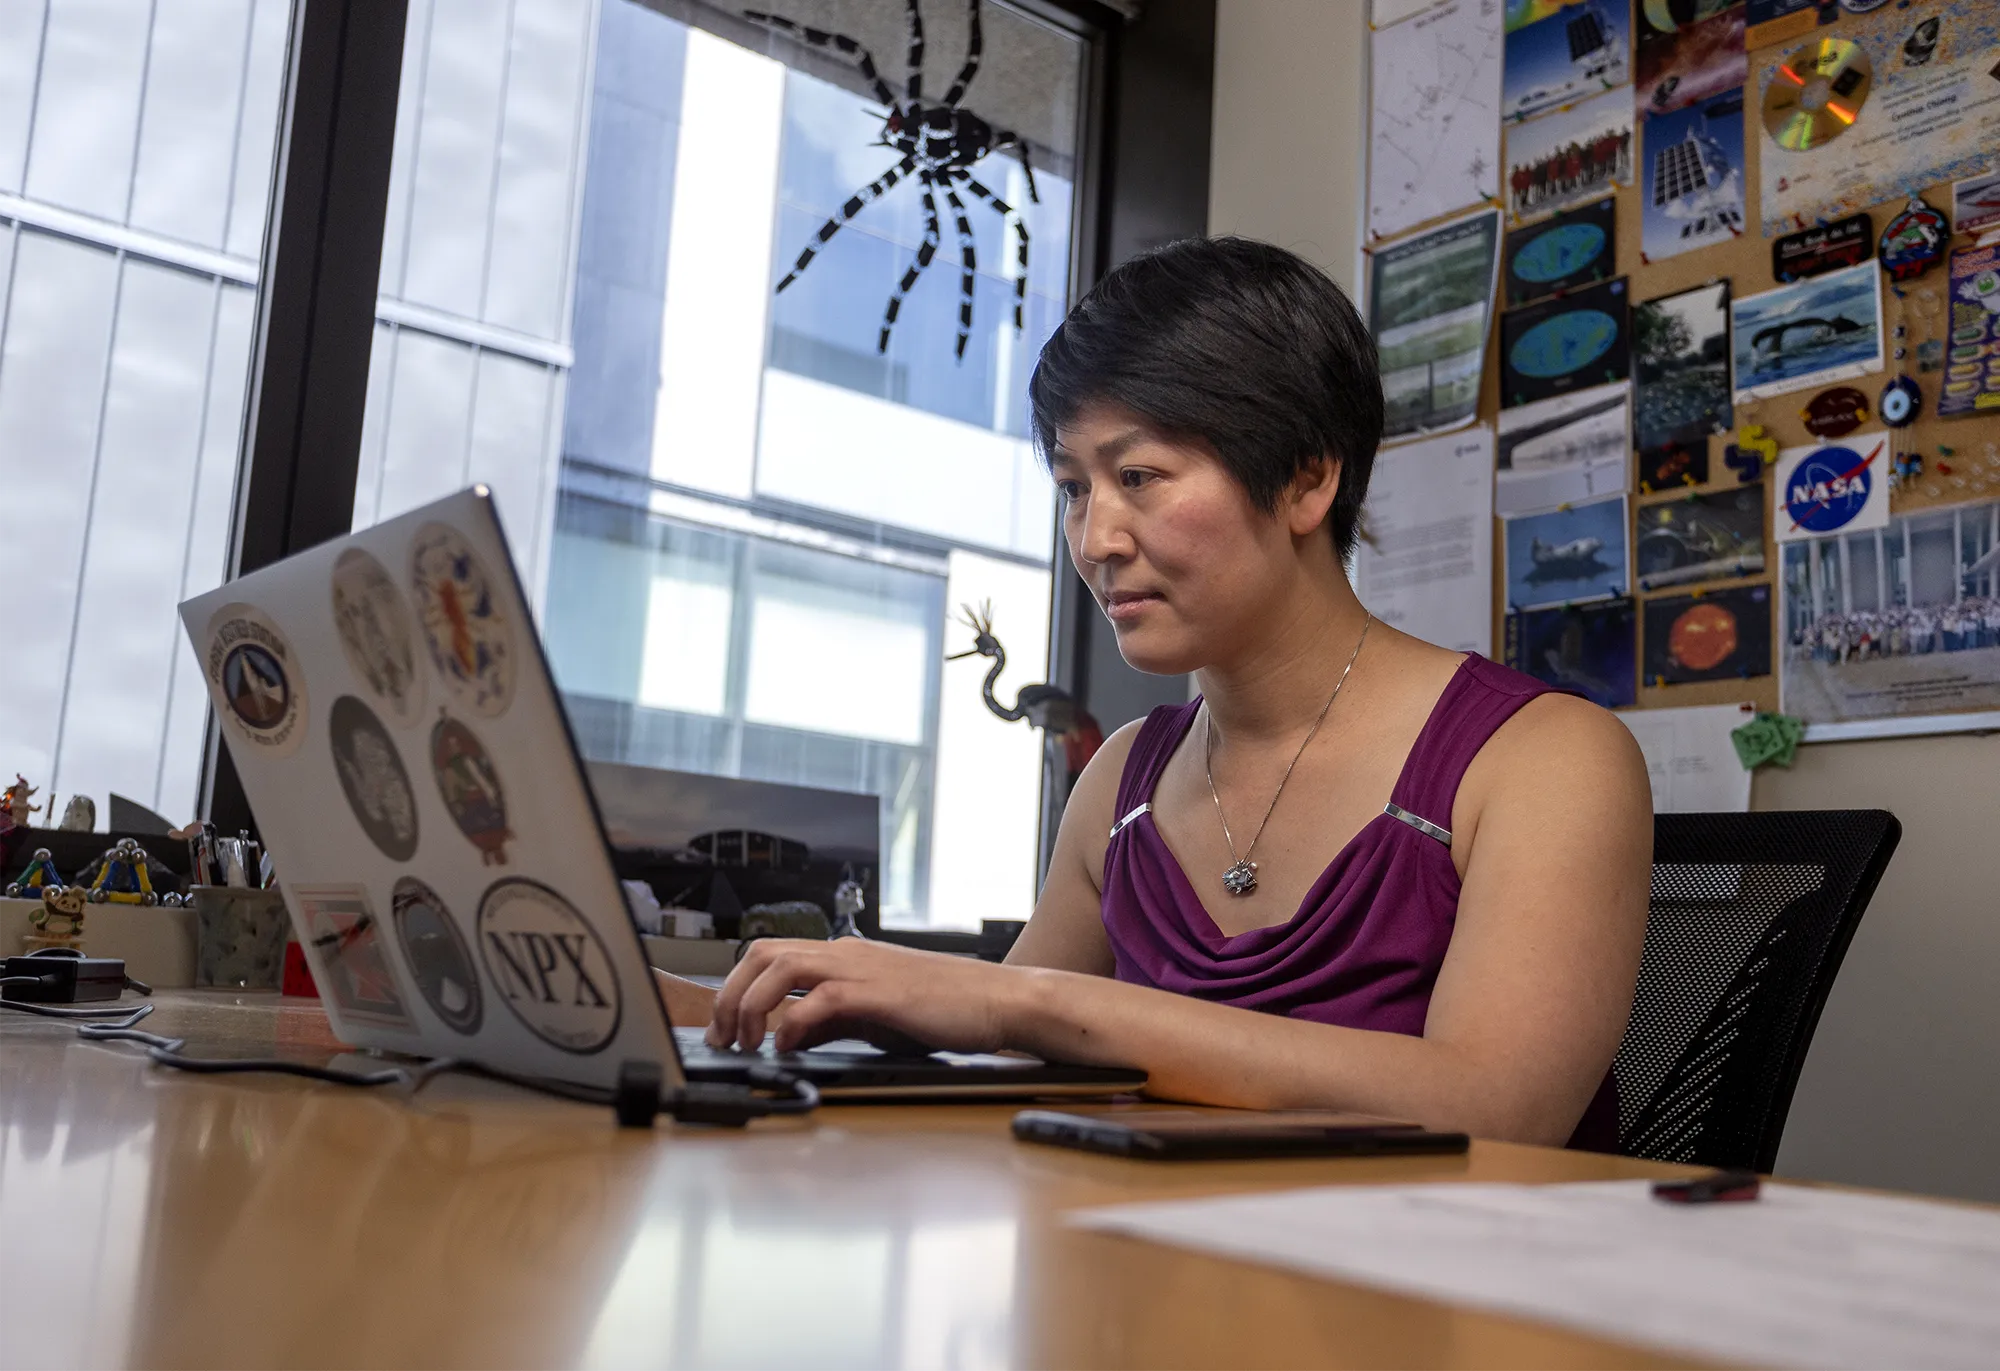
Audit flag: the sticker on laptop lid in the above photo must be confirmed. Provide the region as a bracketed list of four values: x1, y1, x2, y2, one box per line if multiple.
[392, 876, 482, 1035]
[477, 878, 621, 1054]
[204, 603, 308, 758]
[331, 548, 425, 726]
[329, 695, 420, 862]
[410, 523, 515, 717]
[431, 712, 512, 866]
[293, 885, 414, 1028]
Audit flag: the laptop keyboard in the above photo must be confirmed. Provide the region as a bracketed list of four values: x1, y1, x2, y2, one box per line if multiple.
[673, 1025, 886, 1066]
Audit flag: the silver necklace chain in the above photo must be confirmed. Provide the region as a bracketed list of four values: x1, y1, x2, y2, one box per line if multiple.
[1204, 614, 1373, 897]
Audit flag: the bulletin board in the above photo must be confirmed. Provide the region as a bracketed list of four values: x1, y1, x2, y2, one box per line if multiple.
[1369, 0, 2000, 734]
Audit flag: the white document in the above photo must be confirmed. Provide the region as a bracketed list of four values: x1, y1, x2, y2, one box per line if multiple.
[1354, 429, 1494, 655]
[1069, 1180, 2000, 1370]
[1615, 702, 1752, 813]
[1368, 0, 1503, 241]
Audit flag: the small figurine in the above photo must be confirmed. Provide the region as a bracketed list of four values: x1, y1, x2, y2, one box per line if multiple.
[27, 885, 86, 952]
[1893, 450, 1924, 487]
[0, 775, 41, 831]
[86, 838, 159, 906]
[6, 848, 64, 898]
[948, 602, 1105, 780]
[57, 795, 95, 832]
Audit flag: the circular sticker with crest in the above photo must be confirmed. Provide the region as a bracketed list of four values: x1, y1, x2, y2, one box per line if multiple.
[331, 548, 424, 726]
[328, 695, 420, 862]
[431, 711, 513, 865]
[409, 523, 514, 717]
[477, 878, 622, 1054]
[392, 876, 483, 1036]
[204, 603, 309, 757]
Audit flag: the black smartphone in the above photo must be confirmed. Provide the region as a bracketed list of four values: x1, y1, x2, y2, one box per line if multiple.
[1011, 1108, 1470, 1161]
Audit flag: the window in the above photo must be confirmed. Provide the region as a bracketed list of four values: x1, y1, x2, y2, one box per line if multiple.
[353, 0, 1088, 930]
[0, 0, 294, 824]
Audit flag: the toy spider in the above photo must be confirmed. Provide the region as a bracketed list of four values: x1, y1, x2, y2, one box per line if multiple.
[744, 0, 1038, 360]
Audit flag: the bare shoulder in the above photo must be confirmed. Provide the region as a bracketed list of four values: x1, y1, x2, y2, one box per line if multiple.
[1458, 691, 1650, 840]
[1061, 717, 1150, 870]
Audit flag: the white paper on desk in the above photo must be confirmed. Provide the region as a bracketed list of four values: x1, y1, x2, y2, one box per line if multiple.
[1069, 1180, 2000, 1370]
[1353, 428, 1493, 656]
[1615, 703, 1752, 813]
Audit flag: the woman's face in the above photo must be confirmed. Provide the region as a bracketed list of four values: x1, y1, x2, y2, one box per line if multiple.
[1050, 402, 1337, 675]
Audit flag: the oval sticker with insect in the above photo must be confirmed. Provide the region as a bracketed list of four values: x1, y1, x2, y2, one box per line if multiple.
[409, 523, 515, 717]
[430, 712, 513, 865]
[331, 547, 425, 726]
[204, 603, 309, 757]
[477, 879, 622, 1054]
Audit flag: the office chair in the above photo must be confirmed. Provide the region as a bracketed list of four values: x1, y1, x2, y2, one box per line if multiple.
[1612, 809, 1901, 1173]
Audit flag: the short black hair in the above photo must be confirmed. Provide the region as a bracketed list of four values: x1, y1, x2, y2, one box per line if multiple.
[1029, 236, 1383, 561]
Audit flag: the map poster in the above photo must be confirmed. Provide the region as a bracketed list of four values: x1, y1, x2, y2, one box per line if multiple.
[1369, 0, 1503, 241]
[1370, 208, 1503, 442]
[1756, 1, 2000, 237]
[1942, 242, 2000, 418]
[1505, 84, 1635, 222]
[1780, 495, 2000, 731]
[1499, 275, 1630, 409]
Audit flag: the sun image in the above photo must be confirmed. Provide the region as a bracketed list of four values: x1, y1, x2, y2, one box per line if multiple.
[1668, 602, 1739, 671]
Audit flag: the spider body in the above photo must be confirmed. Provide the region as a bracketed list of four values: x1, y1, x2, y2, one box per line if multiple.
[745, 0, 1038, 360]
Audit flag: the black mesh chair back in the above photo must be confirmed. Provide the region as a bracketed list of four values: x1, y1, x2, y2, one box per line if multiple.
[1614, 809, 1900, 1172]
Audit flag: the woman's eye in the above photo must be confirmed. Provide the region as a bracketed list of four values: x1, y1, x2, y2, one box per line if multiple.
[1055, 480, 1084, 501]
[1119, 468, 1152, 489]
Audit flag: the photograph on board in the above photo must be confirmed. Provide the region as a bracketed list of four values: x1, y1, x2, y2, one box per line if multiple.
[1633, 280, 1732, 462]
[1634, 484, 1767, 591]
[1503, 0, 1629, 123]
[1503, 493, 1629, 611]
[1635, 0, 1747, 115]
[1505, 595, 1638, 708]
[1370, 208, 1503, 441]
[1505, 85, 1635, 220]
[1781, 495, 2000, 729]
[1495, 380, 1631, 515]
[1503, 195, 1617, 308]
[1730, 260, 1883, 403]
[1952, 168, 2000, 239]
[1501, 276, 1629, 409]
[1639, 88, 1745, 263]
[1642, 583, 1773, 686]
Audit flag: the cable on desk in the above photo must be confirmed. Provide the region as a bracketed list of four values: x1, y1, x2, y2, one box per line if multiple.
[0, 992, 163, 1021]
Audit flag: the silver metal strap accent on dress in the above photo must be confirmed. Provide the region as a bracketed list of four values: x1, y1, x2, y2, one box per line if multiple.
[1384, 802, 1451, 846]
[1108, 803, 1152, 839]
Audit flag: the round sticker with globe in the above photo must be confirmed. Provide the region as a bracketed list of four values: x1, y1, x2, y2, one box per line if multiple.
[1783, 441, 1881, 536]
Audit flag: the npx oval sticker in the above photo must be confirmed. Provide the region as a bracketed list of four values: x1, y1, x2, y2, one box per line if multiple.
[477, 878, 622, 1053]
[1775, 433, 1891, 543]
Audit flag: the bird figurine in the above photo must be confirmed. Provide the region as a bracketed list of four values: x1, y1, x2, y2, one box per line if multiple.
[948, 602, 1104, 779]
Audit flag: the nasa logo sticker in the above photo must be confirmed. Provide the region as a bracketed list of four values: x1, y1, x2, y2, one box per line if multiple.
[328, 695, 420, 861]
[331, 548, 425, 726]
[204, 603, 308, 757]
[1775, 434, 1890, 542]
[477, 878, 622, 1054]
[391, 876, 482, 1035]
[410, 522, 515, 717]
[430, 711, 513, 865]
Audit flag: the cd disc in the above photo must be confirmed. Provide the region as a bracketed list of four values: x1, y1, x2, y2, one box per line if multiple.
[1764, 39, 1873, 151]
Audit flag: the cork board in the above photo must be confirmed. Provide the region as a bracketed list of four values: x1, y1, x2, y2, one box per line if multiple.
[1454, 0, 2000, 718]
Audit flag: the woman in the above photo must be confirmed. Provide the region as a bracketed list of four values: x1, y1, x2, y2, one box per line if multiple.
[657, 237, 1651, 1149]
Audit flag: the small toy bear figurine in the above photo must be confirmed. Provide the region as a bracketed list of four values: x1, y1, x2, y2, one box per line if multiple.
[6, 848, 64, 898]
[28, 885, 87, 951]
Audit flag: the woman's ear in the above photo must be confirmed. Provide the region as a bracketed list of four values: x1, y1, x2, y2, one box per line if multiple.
[1285, 453, 1342, 539]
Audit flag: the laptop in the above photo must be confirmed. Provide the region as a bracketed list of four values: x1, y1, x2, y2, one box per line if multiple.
[179, 487, 1144, 1102]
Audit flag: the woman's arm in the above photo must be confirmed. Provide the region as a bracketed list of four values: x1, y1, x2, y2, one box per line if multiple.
[706, 695, 1651, 1146]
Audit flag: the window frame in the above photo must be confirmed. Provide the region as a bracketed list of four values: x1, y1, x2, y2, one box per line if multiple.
[207, 0, 1214, 956]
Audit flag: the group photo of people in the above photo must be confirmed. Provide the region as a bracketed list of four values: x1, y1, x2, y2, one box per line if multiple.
[1790, 597, 2000, 664]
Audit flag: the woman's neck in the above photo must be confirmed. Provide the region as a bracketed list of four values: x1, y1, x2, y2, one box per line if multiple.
[1194, 570, 1374, 748]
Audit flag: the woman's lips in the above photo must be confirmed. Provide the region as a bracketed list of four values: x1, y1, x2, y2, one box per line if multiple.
[1103, 591, 1163, 623]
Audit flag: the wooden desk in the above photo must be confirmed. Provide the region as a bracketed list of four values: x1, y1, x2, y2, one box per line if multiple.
[1, 991, 1703, 1370]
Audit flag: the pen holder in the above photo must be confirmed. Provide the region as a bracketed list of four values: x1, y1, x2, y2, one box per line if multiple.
[192, 886, 291, 989]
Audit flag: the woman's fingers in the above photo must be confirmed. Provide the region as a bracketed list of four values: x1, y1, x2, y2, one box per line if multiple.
[709, 940, 826, 1049]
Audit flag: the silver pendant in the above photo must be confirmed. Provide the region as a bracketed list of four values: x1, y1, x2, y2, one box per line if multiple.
[1221, 859, 1259, 896]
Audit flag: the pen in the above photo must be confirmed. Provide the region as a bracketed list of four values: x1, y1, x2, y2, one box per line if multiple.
[1651, 1170, 1761, 1204]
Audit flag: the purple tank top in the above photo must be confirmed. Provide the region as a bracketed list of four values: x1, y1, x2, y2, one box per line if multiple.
[1101, 654, 1620, 1152]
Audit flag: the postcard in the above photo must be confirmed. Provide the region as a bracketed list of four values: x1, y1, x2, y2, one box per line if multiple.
[1503, 493, 1630, 611]
[1729, 260, 1882, 403]
[1503, 0, 1629, 122]
[1503, 195, 1617, 307]
[1642, 584, 1773, 685]
[1634, 485, 1767, 590]
[1639, 88, 1745, 263]
[1500, 276, 1629, 409]
[1505, 596, 1637, 708]
[1952, 168, 2000, 239]
[1633, 280, 1732, 459]
[1505, 84, 1635, 221]
[1495, 381, 1631, 515]
[1635, 0, 1746, 116]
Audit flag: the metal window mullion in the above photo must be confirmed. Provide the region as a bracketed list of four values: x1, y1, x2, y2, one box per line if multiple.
[474, 0, 519, 326]
[122, 0, 163, 228]
[219, 0, 260, 256]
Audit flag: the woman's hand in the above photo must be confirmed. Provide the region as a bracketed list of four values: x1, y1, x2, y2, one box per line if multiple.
[707, 938, 1023, 1055]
